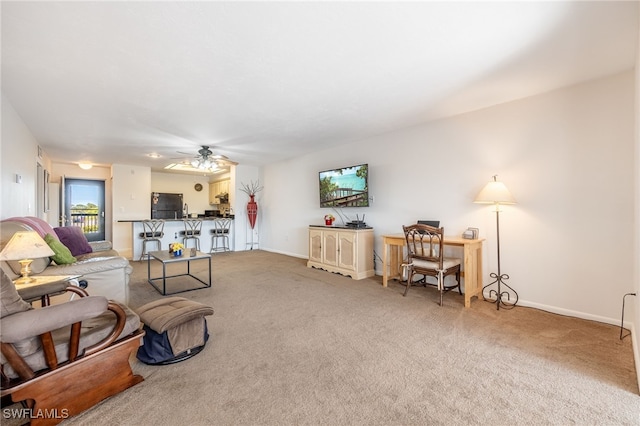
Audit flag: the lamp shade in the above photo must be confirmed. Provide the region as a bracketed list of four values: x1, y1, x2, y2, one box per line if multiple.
[474, 176, 516, 204]
[0, 231, 54, 260]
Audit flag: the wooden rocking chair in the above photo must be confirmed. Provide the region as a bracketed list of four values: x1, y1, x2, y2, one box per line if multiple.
[0, 269, 144, 425]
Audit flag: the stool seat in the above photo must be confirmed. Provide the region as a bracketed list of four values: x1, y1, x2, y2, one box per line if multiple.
[136, 297, 214, 365]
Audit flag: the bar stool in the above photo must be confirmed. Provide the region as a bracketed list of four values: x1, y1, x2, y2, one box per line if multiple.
[139, 219, 164, 261]
[180, 219, 202, 251]
[210, 218, 231, 253]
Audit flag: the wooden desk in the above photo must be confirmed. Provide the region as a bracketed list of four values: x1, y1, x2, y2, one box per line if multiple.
[382, 234, 484, 308]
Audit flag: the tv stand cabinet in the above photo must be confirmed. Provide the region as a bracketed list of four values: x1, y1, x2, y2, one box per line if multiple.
[307, 225, 374, 280]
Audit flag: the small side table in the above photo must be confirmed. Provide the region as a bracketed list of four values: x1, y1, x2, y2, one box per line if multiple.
[15, 275, 81, 306]
[147, 250, 212, 296]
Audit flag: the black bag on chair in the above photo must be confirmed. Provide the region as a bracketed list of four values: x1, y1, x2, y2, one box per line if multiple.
[135, 297, 214, 365]
[137, 322, 209, 365]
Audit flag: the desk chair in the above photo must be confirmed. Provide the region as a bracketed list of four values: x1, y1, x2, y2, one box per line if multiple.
[403, 223, 461, 306]
[139, 219, 164, 261]
[180, 219, 202, 251]
[210, 218, 231, 253]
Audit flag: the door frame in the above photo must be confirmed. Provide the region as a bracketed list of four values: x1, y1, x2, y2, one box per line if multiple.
[63, 177, 106, 242]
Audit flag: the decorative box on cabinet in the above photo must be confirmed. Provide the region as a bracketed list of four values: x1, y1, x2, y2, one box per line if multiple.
[307, 225, 374, 280]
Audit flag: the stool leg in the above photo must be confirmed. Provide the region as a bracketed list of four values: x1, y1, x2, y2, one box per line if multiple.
[140, 240, 147, 261]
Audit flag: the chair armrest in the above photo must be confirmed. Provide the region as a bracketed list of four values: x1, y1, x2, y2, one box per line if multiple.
[16, 281, 69, 302]
[89, 240, 113, 252]
[0, 296, 108, 343]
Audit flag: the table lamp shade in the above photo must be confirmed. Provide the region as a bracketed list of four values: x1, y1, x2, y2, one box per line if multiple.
[0, 231, 55, 284]
[474, 176, 516, 204]
[0, 231, 54, 260]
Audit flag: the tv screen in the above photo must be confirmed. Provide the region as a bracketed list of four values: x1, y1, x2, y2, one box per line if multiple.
[319, 164, 369, 208]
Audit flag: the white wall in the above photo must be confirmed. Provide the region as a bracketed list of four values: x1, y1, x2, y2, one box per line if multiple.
[1, 94, 45, 219]
[262, 71, 636, 326]
[633, 9, 640, 392]
[111, 164, 151, 258]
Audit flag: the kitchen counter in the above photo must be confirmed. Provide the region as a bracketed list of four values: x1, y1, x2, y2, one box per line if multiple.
[119, 218, 235, 258]
[118, 216, 234, 222]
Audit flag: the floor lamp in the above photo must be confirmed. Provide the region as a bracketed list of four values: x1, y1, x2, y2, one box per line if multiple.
[474, 175, 518, 310]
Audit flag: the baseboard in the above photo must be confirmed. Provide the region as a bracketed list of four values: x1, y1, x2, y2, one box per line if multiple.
[632, 322, 640, 395]
[260, 247, 307, 260]
[517, 298, 628, 328]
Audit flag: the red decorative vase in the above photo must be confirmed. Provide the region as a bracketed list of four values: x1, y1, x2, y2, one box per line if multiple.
[247, 194, 258, 229]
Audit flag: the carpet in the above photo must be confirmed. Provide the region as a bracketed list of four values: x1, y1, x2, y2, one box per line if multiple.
[26, 251, 640, 424]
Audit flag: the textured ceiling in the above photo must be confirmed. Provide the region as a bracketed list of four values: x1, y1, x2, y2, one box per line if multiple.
[1, 1, 637, 172]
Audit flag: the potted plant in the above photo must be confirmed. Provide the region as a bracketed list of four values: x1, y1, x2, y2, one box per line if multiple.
[169, 242, 184, 257]
[324, 214, 335, 226]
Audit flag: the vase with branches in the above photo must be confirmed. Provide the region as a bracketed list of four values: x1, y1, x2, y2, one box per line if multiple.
[240, 180, 263, 229]
[239, 180, 263, 197]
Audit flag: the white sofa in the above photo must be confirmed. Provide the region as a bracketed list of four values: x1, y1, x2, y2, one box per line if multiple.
[0, 217, 132, 304]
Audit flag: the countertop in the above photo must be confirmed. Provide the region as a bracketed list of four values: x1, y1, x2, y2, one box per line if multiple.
[118, 216, 234, 223]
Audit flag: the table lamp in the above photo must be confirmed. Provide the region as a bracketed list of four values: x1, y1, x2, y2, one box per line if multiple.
[0, 231, 54, 284]
[474, 175, 518, 310]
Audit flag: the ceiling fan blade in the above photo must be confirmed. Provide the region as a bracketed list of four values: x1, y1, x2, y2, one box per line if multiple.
[171, 145, 237, 168]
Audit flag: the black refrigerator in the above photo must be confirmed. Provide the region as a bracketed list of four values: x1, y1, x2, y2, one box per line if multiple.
[151, 193, 183, 219]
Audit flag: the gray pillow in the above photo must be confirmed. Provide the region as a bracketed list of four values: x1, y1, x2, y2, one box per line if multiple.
[0, 268, 31, 318]
[0, 268, 41, 360]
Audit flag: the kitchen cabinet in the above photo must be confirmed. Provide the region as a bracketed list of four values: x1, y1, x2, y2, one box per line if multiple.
[209, 179, 230, 204]
[307, 226, 374, 280]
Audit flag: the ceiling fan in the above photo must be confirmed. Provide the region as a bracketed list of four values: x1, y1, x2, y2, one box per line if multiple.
[175, 145, 238, 171]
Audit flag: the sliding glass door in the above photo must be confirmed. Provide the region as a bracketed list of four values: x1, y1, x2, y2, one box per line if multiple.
[63, 178, 106, 242]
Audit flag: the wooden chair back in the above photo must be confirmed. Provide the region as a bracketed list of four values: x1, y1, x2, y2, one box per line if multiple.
[403, 223, 444, 269]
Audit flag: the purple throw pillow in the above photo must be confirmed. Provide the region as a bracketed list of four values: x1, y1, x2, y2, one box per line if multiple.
[53, 226, 93, 257]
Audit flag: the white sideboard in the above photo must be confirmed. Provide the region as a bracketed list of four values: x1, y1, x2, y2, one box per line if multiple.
[307, 225, 374, 280]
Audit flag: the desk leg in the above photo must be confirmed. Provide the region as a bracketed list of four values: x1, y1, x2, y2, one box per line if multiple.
[390, 245, 401, 282]
[463, 242, 483, 308]
[383, 242, 389, 287]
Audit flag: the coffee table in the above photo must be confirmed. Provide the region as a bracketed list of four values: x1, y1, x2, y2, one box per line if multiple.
[147, 250, 212, 295]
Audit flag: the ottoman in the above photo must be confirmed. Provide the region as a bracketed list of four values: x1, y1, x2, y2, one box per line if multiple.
[136, 297, 214, 365]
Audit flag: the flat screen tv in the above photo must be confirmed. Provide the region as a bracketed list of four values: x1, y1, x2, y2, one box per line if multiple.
[319, 164, 369, 208]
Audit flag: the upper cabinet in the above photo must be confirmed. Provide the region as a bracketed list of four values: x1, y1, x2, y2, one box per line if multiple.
[209, 179, 230, 204]
[219, 179, 230, 195]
